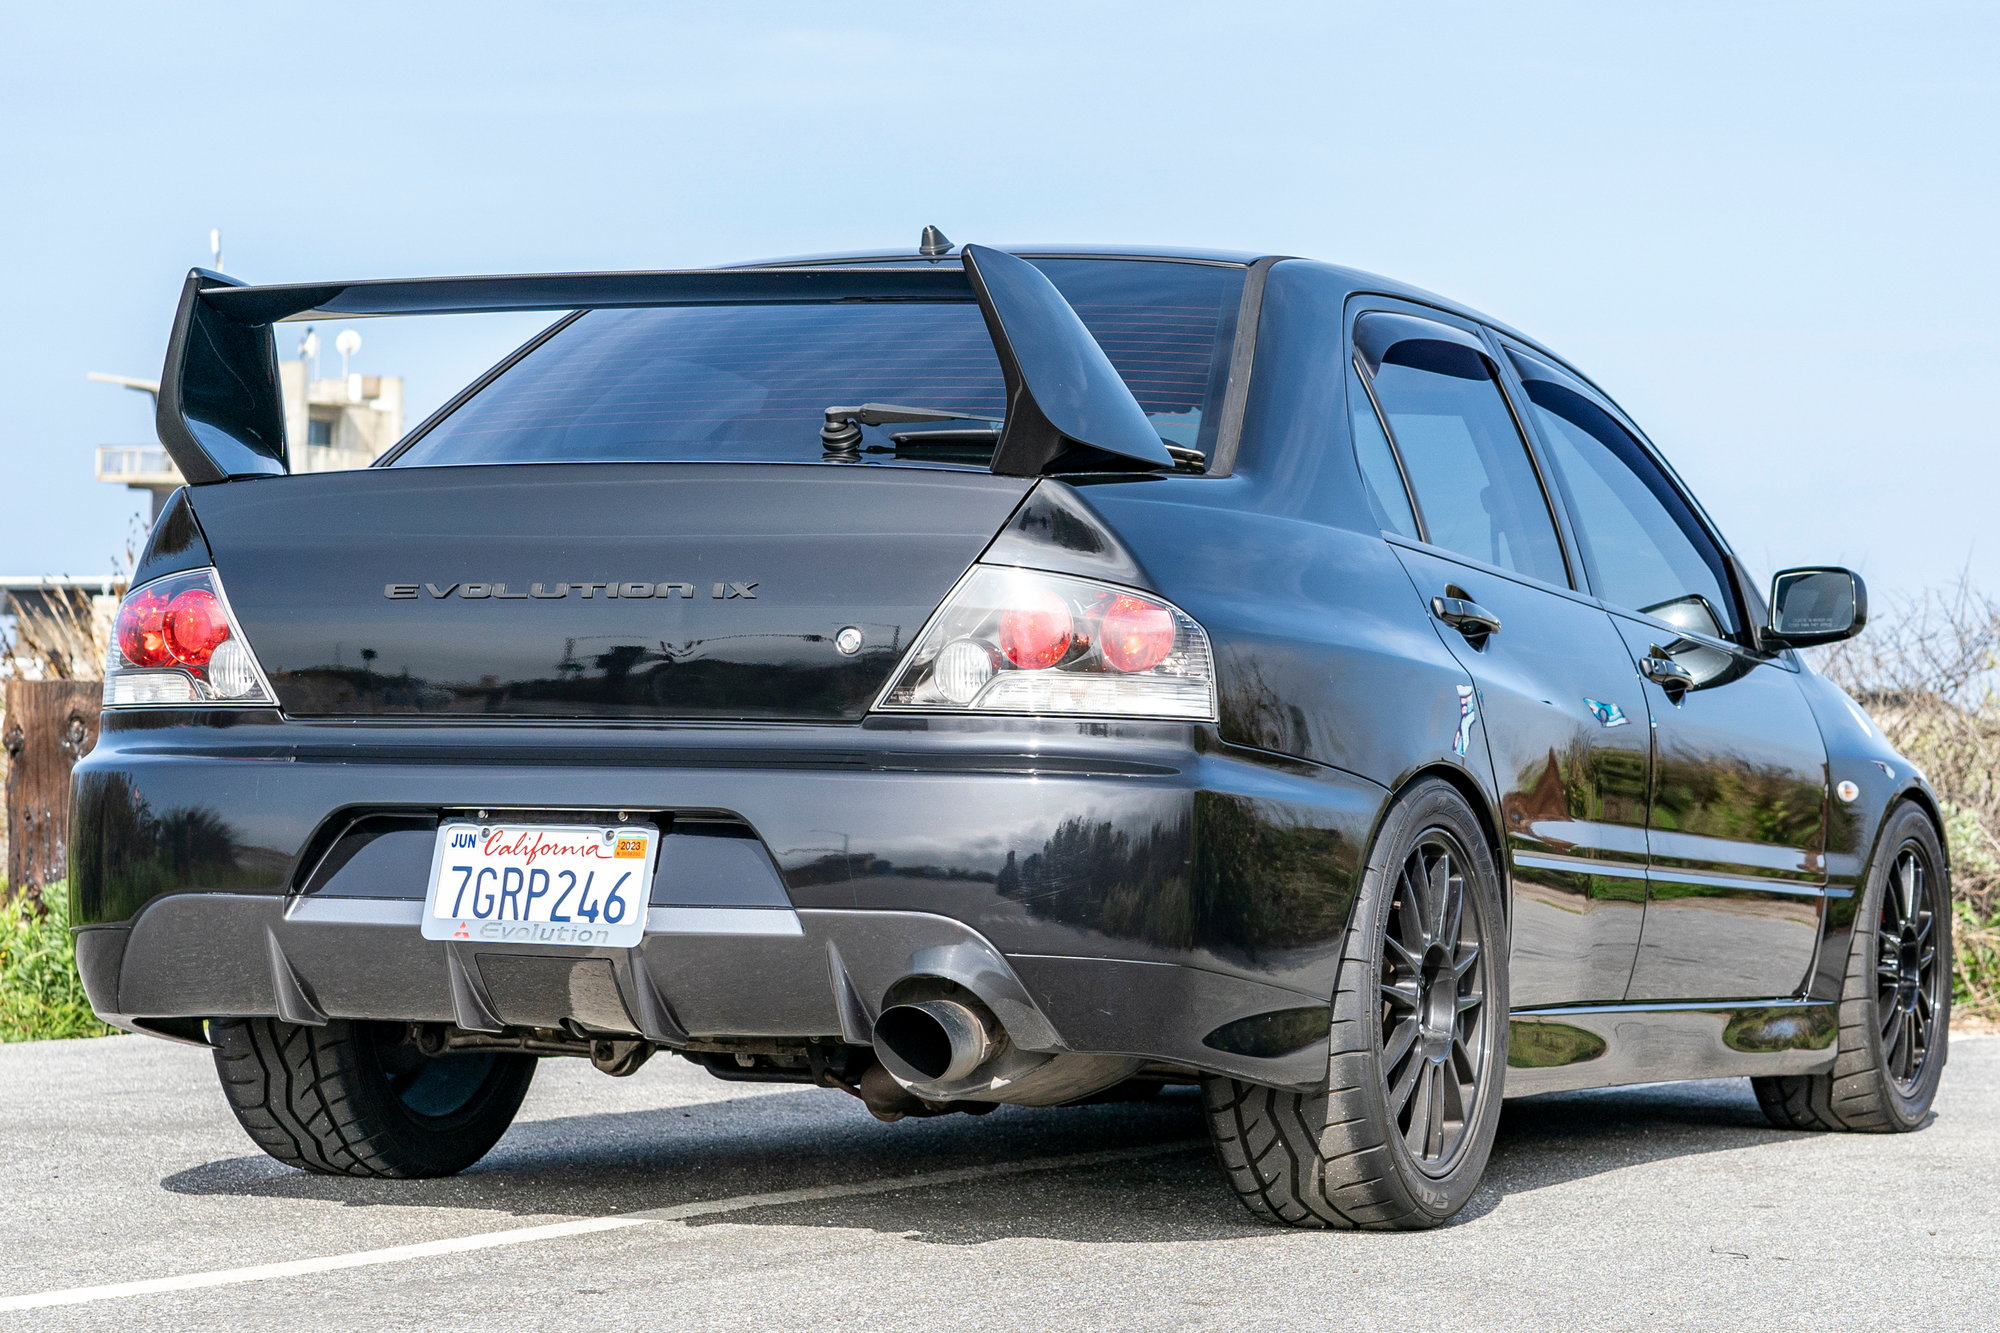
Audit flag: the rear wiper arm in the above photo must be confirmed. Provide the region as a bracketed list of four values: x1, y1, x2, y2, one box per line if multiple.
[821, 402, 1002, 457]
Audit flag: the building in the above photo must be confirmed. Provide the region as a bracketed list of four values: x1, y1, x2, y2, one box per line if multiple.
[92, 355, 403, 517]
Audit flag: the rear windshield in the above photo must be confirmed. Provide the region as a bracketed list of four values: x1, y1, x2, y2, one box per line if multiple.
[388, 259, 1245, 469]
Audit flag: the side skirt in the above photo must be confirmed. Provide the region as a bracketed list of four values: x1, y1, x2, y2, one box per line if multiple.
[1504, 999, 1838, 1096]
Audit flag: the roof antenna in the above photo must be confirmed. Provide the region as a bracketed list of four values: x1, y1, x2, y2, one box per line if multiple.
[918, 225, 952, 258]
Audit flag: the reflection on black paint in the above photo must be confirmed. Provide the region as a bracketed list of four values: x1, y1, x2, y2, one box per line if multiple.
[1650, 751, 1825, 852]
[276, 640, 904, 720]
[1723, 1004, 1837, 1053]
[997, 812, 1195, 944]
[1202, 1005, 1330, 1058]
[69, 771, 262, 925]
[1507, 1019, 1608, 1068]
[1507, 739, 1648, 847]
[994, 794, 1357, 958]
[1216, 657, 1313, 767]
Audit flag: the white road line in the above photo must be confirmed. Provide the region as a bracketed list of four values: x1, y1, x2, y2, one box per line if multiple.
[0, 1140, 1200, 1314]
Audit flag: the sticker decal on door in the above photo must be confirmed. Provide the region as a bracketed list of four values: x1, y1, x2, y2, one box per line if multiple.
[1585, 697, 1629, 728]
[1453, 684, 1478, 756]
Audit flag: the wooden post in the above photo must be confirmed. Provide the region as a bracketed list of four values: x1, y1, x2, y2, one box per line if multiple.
[2, 680, 101, 898]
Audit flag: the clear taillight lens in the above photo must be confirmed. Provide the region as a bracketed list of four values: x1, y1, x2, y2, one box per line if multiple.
[104, 568, 276, 708]
[875, 566, 1216, 721]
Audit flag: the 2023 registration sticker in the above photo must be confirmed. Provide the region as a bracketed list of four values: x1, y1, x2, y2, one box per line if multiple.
[420, 821, 657, 947]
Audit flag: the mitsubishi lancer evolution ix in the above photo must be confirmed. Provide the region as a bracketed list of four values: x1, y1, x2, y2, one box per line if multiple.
[73, 231, 1946, 1228]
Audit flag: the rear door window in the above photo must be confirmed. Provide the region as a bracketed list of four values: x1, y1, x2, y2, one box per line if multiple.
[1355, 314, 1569, 587]
[389, 259, 1245, 469]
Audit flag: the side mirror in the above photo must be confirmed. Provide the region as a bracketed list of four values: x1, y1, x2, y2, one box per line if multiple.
[1764, 567, 1867, 648]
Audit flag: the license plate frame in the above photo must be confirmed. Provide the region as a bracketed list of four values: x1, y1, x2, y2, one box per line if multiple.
[420, 820, 657, 948]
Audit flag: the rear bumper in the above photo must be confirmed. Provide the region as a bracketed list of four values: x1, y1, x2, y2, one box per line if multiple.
[76, 896, 1331, 1088]
[70, 713, 1384, 1090]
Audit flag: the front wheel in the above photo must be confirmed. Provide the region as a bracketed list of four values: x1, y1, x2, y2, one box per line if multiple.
[211, 1018, 536, 1177]
[1204, 778, 1507, 1229]
[1754, 805, 1951, 1132]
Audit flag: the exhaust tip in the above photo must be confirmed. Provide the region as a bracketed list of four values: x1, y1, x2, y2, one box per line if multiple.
[873, 998, 996, 1085]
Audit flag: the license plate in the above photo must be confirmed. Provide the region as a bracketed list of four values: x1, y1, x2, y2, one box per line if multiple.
[421, 821, 657, 948]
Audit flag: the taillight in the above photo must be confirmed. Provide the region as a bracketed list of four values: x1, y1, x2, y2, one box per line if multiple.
[1099, 594, 1176, 673]
[997, 586, 1074, 669]
[104, 568, 275, 708]
[875, 566, 1216, 721]
[163, 589, 231, 665]
[115, 587, 173, 668]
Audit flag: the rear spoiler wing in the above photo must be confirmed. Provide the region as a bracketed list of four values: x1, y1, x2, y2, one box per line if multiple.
[155, 244, 1172, 485]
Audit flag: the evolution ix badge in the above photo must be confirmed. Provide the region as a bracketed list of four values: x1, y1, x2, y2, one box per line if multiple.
[383, 581, 758, 600]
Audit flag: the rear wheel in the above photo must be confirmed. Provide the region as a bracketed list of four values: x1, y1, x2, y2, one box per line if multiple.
[1754, 806, 1950, 1132]
[211, 1018, 536, 1177]
[1203, 779, 1507, 1229]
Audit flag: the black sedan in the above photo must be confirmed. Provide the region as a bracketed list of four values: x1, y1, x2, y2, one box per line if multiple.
[71, 234, 1948, 1229]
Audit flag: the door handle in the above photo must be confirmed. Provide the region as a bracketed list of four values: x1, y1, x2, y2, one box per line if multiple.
[1431, 595, 1501, 645]
[1641, 651, 1694, 699]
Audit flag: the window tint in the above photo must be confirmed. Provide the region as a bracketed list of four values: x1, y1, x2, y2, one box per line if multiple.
[392, 259, 1244, 468]
[1347, 360, 1419, 538]
[1519, 375, 1738, 638]
[1362, 336, 1568, 586]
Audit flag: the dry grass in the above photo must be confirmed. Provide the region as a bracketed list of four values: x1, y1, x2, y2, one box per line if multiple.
[1814, 577, 2000, 1021]
[0, 586, 112, 683]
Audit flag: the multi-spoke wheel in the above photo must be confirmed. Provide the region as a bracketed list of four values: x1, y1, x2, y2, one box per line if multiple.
[1755, 804, 1950, 1133]
[1875, 844, 1945, 1088]
[1378, 830, 1493, 1173]
[1203, 778, 1506, 1229]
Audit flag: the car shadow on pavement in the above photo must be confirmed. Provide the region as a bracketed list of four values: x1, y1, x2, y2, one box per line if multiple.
[160, 1077, 1808, 1243]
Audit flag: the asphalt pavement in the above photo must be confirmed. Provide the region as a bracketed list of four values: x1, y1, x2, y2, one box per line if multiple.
[1, 1031, 1995, 1331]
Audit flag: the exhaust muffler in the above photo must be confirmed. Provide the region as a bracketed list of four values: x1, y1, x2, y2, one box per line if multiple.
[871, 998, 998, 1086]
[865, 982, 1146, 1109]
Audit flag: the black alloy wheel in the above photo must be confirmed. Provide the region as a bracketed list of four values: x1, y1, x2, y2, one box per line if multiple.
[1876, 842, 1946, 1093]
[374, 1026, 513, 1119]
[1379, 829, 1493, 1174]
[1203, 778, 1507, 1229]
[1754, 804, 1951, 1133]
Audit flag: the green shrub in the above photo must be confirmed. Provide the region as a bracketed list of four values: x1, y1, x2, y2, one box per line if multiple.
[1955, 902, 2000, 1022]
[0, 884, 114, 1042]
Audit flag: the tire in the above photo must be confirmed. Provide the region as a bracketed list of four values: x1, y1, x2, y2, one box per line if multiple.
[1203, 778, 1507, 1229]
[211, 1017, 536, 1177]
[1753, 804, 1951, 1133]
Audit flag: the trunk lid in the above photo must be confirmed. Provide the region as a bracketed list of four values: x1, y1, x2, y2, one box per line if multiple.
[189, 463, 1032, 720]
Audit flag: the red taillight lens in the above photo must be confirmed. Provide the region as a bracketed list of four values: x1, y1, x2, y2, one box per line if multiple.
[876, 566, 1215, 720]
[163, 588, 232, 665]
[1099, 594, 1176, 672]
[997, 585, 1074, 669]
[106, 568, 273, 708]
[115, 588, 174, 667]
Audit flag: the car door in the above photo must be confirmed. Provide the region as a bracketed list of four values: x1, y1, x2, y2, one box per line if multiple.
[1501, 344, 1830, 1001]
[1348, 305, 1650, 1008]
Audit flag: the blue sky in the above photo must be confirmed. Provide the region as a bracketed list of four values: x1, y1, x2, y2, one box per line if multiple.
[2, 1, 1994, 604]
